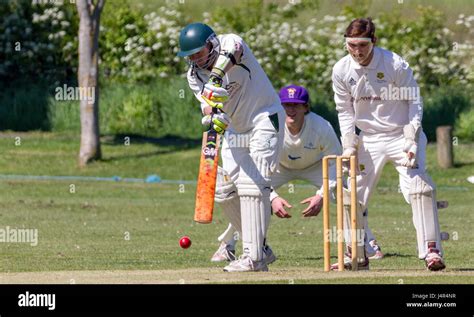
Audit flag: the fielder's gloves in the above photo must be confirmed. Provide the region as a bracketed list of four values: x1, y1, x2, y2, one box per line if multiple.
[202, 112, 231, 134]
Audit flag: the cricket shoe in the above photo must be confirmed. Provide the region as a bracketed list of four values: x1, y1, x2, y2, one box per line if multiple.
[425, 248, 446, 271]
[330, 253, 370, 271]
[211, 242, 236, 262]
[263, 245, 276, 265]
[223, 255, 268, 272]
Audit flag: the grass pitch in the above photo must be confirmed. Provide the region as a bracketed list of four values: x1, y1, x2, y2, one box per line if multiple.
[0, 132, 473, 284]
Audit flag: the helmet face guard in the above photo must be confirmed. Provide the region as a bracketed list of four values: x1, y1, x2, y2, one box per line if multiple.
[185, 34, 220, 70]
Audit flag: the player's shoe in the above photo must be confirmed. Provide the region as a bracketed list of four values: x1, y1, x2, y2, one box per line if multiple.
[368, 240, 384, 260]
[211, 242, 236, 262]
[263, 245, 276, 265]
[223, 255, 268, 272]
[330, 253, 370, 271]
[425, 248, 446, 271]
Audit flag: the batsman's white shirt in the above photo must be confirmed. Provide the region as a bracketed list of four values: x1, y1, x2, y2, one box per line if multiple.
[187, 34, 282, 134]
[270, 112, 342, 201]
[332, 46, 422, 138]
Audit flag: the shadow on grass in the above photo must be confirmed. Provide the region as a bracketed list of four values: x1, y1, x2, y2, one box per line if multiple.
[101, 134, 202, 162]
[453, 161, 474, 169]
[381, 253, 413, 258]
[304, 253, 413, 262]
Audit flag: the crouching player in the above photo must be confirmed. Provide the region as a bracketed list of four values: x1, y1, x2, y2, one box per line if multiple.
[212, 85, 383, 267]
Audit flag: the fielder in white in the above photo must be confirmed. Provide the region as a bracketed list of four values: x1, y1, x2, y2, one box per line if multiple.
[178, 23, 285, 272]
[332, 18, 445, 271]
[212, 85, 383, 265]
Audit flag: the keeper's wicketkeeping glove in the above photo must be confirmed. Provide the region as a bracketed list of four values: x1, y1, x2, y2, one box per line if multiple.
[341, 132, 360, 174]
[400, 124, 420, 168]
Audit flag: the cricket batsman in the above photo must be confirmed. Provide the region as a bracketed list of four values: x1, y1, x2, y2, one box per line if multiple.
[331, 17, 445, 271]
[212, 85, 383, 266]
[178, 23, 285, 272]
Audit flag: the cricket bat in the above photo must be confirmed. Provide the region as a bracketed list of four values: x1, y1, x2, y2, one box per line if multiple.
[194, 124, 221, 224]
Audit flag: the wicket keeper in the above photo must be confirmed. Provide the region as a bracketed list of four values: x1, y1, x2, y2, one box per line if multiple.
[331, 17, 445, 271]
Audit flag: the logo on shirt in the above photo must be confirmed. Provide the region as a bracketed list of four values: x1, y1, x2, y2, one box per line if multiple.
[287, 88, 297, 98]
[304, 142, 317, 150]
[225, 81, 241, 97]
[288, 155, 301, 160]
[376, 72, 386, 83]
[349, 77, 356, 86]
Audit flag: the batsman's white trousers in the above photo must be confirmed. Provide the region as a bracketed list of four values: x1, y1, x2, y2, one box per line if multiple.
[220, 106, 285, 261]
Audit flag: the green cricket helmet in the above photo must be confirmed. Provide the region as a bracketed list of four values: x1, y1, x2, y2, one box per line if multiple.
[177, 23, 220, 69]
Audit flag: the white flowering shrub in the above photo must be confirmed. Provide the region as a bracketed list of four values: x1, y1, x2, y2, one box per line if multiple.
[1, 0, 473, 139]
[99, 4, 186, 82]
[0, 0, 78, 84]
[207, 3, 473, 140]
[210, 6, 473, 94]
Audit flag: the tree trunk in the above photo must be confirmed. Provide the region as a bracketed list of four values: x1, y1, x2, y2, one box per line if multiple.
[77, 0, 105, 167]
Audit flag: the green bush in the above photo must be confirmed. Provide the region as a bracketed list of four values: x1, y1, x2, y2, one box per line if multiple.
[48, 77, 204, 139]
[48, 99, 80, 133]
[99, 3, 187, 83]
[0, 83, 50, 131]
[2, 0, 473, 137]
[455, 108, 474, 141]
[103, 78, 203, 138]
[422, 87, 471, 141]
[0, 0, 78, 84]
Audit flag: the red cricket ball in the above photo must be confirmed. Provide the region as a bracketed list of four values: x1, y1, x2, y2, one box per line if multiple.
[179, 236, 192, 249]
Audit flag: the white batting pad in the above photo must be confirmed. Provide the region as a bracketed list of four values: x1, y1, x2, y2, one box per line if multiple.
[240, 195, 270, 261]
[342, 188, 366, 261]
[215, 166, 242, 234]
[409, 174, 443, 259]
[237, 153, 273, 262]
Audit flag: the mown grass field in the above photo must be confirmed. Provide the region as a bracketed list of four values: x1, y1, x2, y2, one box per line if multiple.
[0, 132, 473, 284]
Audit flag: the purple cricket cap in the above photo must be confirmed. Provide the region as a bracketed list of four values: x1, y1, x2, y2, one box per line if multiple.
[279, 84, 309, 104]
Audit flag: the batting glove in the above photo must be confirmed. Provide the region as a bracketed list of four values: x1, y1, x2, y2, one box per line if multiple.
[202, 74, 229, 104]
[201, 112, 231, 135]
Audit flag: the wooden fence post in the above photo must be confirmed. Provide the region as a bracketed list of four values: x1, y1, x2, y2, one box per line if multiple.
[436, 126, 454, 168]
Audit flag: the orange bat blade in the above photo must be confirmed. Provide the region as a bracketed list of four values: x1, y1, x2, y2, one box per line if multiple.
[194, 130, 220, 224]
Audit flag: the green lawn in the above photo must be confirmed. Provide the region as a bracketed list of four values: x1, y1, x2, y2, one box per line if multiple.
[0, 132, 473, 283]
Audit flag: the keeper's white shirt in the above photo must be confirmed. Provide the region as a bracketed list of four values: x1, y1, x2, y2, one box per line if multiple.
[332, 46, 423, 139]
[270, 112, 341, 201]
[187, 34, 282, 134]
